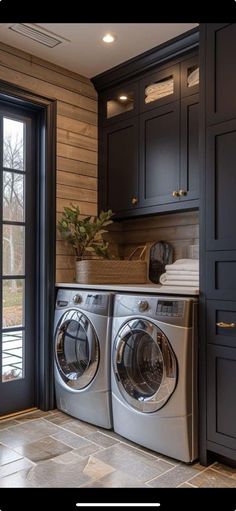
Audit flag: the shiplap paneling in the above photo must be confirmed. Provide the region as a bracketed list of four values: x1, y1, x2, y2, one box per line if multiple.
[0, 41, 98, 282]
[120, 211, 200, 261]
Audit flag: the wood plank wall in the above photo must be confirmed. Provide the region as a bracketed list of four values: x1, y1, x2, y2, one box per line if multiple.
[105, 210, 199, 265]
[0, 41, 98, 282]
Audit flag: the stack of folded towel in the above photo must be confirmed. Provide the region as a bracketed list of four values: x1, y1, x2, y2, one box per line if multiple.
[159, 258, 199, 287]
[145, 78, 174, 104]
[187, 67, 199, 88]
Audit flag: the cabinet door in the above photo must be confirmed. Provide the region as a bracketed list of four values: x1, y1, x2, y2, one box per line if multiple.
[100, 118, 139, 214]
[139, 64, 180, 113]
[139, 102, 180, 208]
[181, 56, 199, 98]
[180, 94, 199, 201]
[206, 120, 236, 251]
[101, 82, 139, 126]
[206, 23, 236, 125]
[207, 343, 236, 451]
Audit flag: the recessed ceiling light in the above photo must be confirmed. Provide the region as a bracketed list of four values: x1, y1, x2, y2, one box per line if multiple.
[119, 95, 128, 101]
[102, 33, 116, 44]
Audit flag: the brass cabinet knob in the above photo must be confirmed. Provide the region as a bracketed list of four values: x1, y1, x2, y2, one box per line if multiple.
[179, 189, 187, 196]
[172, 190, 180, 197]
[131, 196, 138, 205]
[216, 322, 236, 328]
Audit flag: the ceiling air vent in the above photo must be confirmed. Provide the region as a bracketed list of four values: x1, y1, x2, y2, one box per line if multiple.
[9, 23, 70, 48]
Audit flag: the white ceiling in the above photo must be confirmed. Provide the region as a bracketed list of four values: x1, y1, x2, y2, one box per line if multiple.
[0, 23, 198, 78]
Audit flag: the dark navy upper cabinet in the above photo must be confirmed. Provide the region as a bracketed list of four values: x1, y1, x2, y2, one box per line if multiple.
[101, 118, 139, 215]
[94, 39, 199, 218]
[206, 23, 236, 125]
[139, 102, 180, 208]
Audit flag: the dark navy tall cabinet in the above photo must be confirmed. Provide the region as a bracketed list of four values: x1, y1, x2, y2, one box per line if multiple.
[200, 23, 236, 465]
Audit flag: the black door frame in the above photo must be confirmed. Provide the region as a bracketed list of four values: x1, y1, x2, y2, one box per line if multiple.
[0, 80, 56, 411]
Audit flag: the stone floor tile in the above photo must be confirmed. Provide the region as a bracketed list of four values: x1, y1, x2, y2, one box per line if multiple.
[14, 436, 72, 462]
[211, 462, 236, 478]
[178, 482, 197, 488]
[188, 468, 236, 488]
[146, 463, 203, 487]
[60, 419, 97, 437]
[85, 431, 120, 448]
[82, 456, 114, 480]
[52, 451, 83, 464]
[0, 457, 34, 479]
[27, 457, 93, 487]
[0, 444, 23, 465]
[14, 410, 52, 422]
[0, 468, 35, 487]
[93, 444, 175, 483]
[72, 443, 103, 458]
[84, 469, 145, 488]
[52, 430, 94, 449]
[43, 413, 73, 426]
[0, 420, 19, 430]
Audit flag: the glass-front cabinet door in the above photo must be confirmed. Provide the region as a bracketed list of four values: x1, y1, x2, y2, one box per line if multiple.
[140, 64, 180, 112]
[101, 82, 139, 125]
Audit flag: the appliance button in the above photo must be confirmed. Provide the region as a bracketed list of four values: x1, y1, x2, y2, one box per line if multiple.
[138, 300, 149, 312]
[73, 294, 82, 305]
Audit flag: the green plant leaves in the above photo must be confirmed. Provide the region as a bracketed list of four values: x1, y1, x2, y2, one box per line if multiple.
[57, 203, 114, 259]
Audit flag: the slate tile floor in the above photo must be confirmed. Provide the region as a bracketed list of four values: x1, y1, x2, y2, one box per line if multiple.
[0, 409, 235, 487]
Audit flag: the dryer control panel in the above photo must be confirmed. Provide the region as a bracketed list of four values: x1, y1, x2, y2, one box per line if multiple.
[156, 300, 184, 317]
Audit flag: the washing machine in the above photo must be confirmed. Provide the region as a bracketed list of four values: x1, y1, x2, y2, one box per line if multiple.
[111, 294, 198, 462]
[54, 288, 113, 429]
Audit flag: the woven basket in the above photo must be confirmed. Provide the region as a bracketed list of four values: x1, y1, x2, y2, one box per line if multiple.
[75, 246, 147, 284]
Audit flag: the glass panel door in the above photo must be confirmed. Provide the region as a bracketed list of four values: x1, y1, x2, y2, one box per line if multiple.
[0, 102, 36, 415]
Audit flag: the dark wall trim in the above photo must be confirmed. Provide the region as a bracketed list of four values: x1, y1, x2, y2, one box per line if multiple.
[0, 80, 56, 411]
[92, 27, 199, 92]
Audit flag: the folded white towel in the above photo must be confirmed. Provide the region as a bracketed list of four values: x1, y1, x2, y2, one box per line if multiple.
[165, 258, 199, 271]
[159, 277, 199, 287]
[145, 79, 174, 96]
[166, 269, 199, 276]
[160, 273, 199, 282]
[145, 90, 173, 103]
[187, 67, 199, 86]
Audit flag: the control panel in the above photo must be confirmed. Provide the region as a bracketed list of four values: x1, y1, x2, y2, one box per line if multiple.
[156, 300, 184, 317]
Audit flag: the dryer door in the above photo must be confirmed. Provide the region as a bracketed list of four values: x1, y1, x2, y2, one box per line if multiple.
[55, 310, 99, 390]
[113, 318, 177, 412]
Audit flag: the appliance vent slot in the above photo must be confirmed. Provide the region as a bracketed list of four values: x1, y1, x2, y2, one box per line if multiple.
[9, 24, 69, 48]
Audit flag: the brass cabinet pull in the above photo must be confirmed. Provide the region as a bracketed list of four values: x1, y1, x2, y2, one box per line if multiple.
[131, 196, 138, 205]
[216, 322, 236, 328]
[179, 189, 187, 196]
[172, 190, 180, 197]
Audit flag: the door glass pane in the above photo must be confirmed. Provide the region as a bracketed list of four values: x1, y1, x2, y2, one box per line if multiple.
[117, 329, 163, 400]
[3, 225, 25, 276]
[3, 172, 24, 222]
[3, 118, 25, 171]
[2, 279, 24, 328]
[2, 330, 24, 382]
[107, 90, 134, 119]
[57, 319, 89, 380]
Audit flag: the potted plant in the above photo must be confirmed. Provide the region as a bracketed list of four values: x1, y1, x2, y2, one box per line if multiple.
[57, 204, 114, 283]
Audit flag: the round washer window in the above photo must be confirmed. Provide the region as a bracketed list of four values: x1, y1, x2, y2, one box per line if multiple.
[113, 318, 177, 412]
[55, 310, 99, 390]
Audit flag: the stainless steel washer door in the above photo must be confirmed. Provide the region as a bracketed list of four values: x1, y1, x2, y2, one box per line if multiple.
[113, 318, 177, 412]
[55, 309, 99, 390]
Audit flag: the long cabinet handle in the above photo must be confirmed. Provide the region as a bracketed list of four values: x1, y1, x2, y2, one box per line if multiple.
[216, 322, 236, 328]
